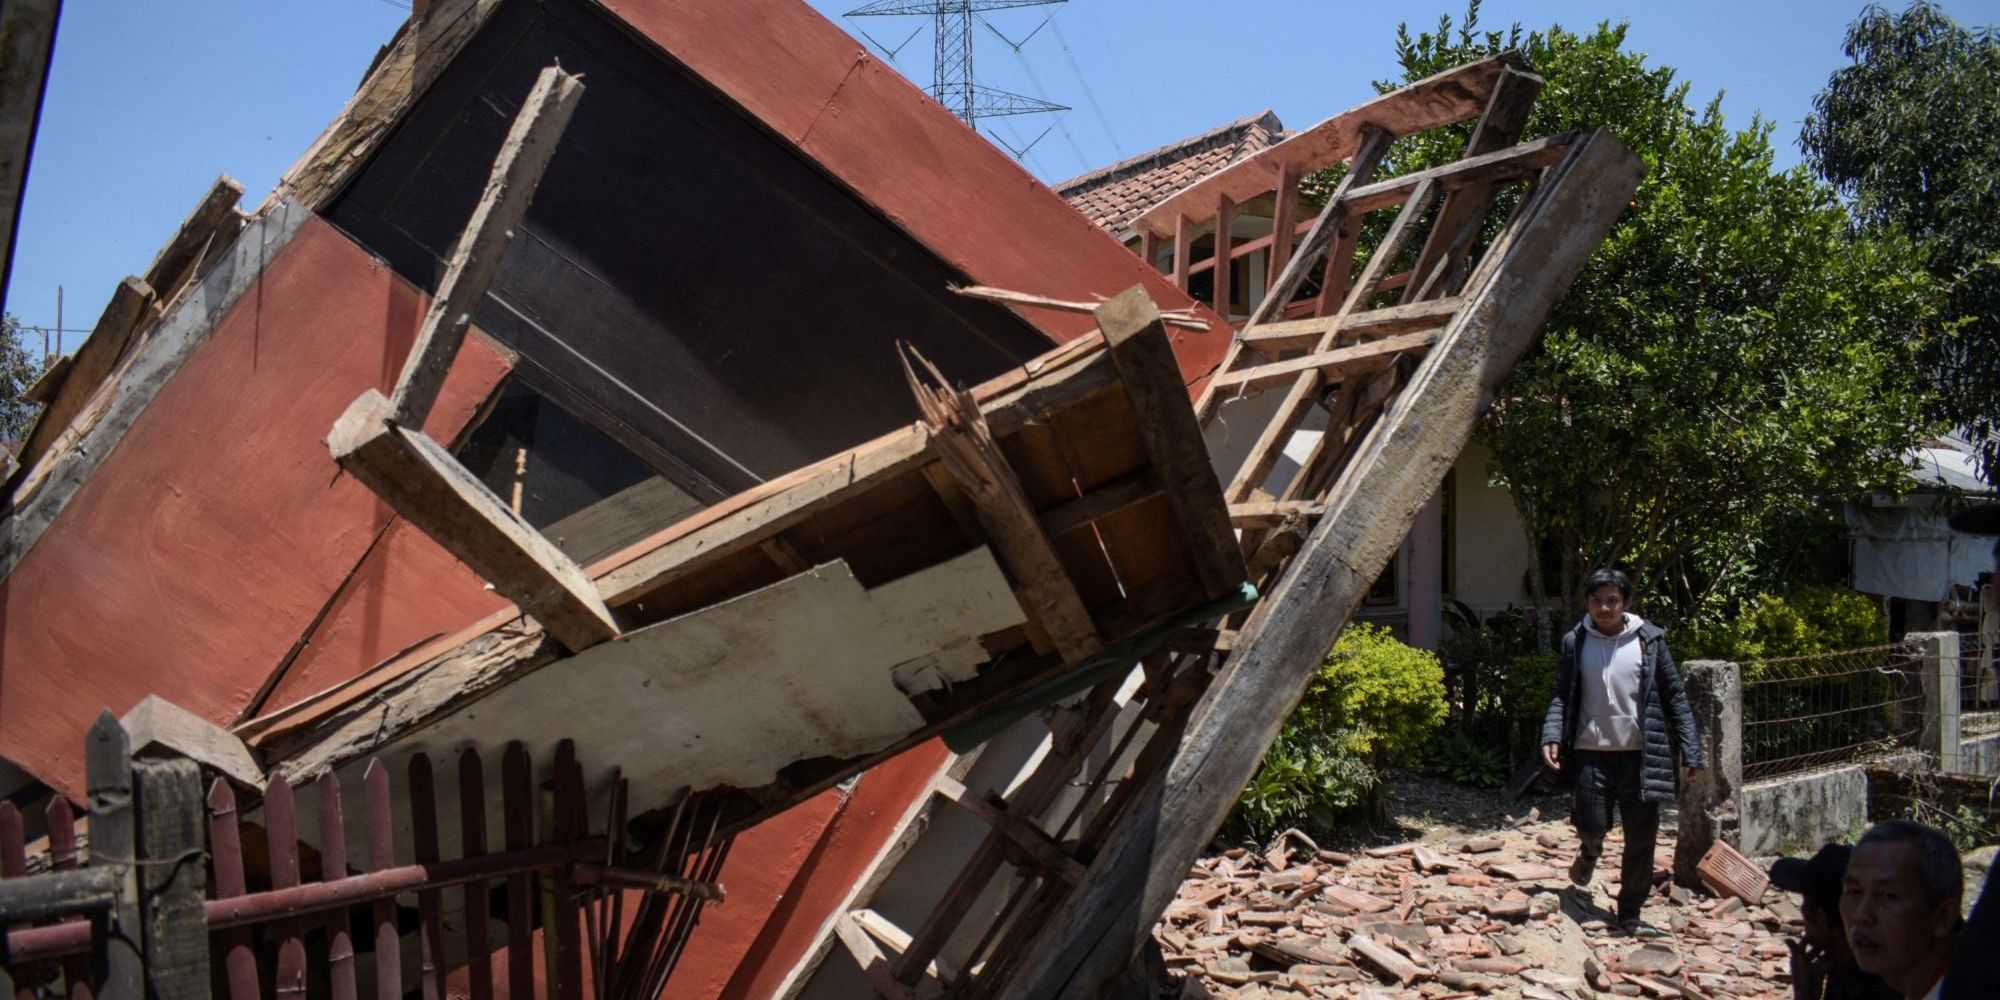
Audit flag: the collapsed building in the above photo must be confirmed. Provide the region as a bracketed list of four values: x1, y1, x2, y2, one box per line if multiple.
[0, 0, 1642, 996]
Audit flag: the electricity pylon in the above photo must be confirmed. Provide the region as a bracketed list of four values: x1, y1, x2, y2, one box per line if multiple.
[846, 0, 1069, 127]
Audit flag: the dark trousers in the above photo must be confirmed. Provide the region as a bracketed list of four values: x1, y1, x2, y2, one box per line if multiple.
[1571, 749, 1660, 923]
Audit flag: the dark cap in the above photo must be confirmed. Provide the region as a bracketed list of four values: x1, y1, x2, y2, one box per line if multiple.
[1770, 843, 1852, 915]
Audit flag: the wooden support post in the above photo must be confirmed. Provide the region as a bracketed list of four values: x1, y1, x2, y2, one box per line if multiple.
[1212, 196, 1234, 319]
[330, 389, 619, 652]
[133, 758, 209, 1000]
[992, 129, 1645, 1000]
[86, 711, 143, 998]
[1093, 288, 1246, 601]
[1170, 215, 1191, 293]
[389, 64, 584, 427]
[1265, 163, 1302, 297]
[1139, 230, 1161, 274]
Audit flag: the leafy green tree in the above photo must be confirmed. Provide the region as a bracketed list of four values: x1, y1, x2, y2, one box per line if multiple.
[1376, 5, 1938, 624]
[1801, 2, 2000, 478]
[2, 315, 47, 443]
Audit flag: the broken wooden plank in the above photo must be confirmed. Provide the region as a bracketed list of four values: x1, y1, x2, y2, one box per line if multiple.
[1238, 297, 1463, 353]
[1093, 287, 1246, 601]
[990, 129, 1646, 1000]
[270, 0, 508, 212]
[1207, 330, 1439, 398]
[329, 388, 618, 652]
[903, 349, 1100, 665]
[390, 63, 584, 427]
[833, 912, 921, 1000]
[141, 175, 248, 310]
[0, 0, 60, 314]
[10, 275, 157, 484]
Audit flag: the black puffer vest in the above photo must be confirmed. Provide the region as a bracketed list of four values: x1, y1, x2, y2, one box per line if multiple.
[1540, 618, 1703, 802]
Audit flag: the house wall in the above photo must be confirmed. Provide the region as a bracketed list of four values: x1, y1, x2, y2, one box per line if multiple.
[0, 218, 512, 803]
[1452, 440, 1537, 620]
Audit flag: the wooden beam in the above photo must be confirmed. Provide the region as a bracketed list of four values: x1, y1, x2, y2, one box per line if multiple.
[1170, 214, 1191, 293]
[1212, 195, 1234, 317]
[832, 913, 920, 1000]
[991, 128, 1645, 1000]
[902, 350, 1100, 665]
[1404, 70, 1546, 299]
[1227, 501, 1326, 528]
[141, 175, 247, 309]
[1219, 176, 1437, 504]
[1264, 163, 1301, 297]
[329, 389, 619, 652]
[936, 776, 1087, 884]
[1207, 330, 1438, 398]
[121, 694, 264, 790]
[1134, 54, 1530, 236]
[1093, 287, 1246, 600]
[0, 0, 61, 316]
[1339, 131, 1570, 218]
[269, 0, 507, 212]
[389, 64, 584, 427]
[1039, 471, 1162, 538]
[851, 909, 964, 983]
[133, 758, 210, 1000]
[10, 275, 157, 485]
[1239, 297, 1462, 353]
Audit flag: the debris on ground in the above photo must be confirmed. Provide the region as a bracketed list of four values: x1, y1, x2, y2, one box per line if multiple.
[1157, 813, 1797, 999]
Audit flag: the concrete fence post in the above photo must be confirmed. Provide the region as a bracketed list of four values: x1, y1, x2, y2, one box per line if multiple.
[1675, 659, 1742, 889]
[1911, 631, 1962, 773]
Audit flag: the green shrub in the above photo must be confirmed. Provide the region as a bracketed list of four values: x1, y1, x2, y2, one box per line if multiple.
[1316, 624, 1449, 762]
[1232, 729, 1378, 843]
[1232, 625, 1448, 837]
[1678, 586, 1887, 663]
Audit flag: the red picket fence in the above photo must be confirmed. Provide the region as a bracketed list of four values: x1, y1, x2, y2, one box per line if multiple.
[0, 714, 726, 999]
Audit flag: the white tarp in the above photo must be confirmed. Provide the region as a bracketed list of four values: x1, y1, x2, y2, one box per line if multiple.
[1847, 501, 1993, 601]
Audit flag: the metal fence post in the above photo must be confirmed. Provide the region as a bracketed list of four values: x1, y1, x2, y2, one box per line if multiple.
[1912, 632, 1963, 773]
[1675, 660, 1742, 888]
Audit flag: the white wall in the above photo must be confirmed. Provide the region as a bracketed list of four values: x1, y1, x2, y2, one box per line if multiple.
[1450, 440, 1536, 620]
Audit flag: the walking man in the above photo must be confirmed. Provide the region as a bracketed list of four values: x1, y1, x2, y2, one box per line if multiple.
[1540, 567, 1702, 936]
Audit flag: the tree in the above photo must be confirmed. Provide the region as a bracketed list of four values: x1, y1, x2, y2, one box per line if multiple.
[2, 315, 47, 444]
[1801, 2, 2000, 479]
[1376, 6, 1938, 624]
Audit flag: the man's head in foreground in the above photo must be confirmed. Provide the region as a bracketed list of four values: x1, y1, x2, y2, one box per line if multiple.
[1841, 820, 1963, 997]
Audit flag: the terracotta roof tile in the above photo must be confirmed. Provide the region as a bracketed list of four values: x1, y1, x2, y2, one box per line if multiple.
[1054, 110, 1287, 241]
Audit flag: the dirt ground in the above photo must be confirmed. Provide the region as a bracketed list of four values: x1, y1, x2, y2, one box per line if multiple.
[1157, 772, 1802, 999]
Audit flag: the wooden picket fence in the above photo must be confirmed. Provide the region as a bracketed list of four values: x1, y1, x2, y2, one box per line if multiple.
[0, 712, 725, 999]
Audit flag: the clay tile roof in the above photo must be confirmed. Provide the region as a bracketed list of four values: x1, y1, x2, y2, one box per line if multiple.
[1054, 110, 1287, 242]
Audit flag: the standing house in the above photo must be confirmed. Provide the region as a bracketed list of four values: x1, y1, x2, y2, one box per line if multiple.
[0, 0, 1241, 992]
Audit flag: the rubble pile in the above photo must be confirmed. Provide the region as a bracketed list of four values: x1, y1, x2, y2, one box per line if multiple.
[1156, 818, 1800, 999]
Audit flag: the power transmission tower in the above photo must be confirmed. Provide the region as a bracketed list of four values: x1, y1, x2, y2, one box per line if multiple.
[846, 0, 1068, 128]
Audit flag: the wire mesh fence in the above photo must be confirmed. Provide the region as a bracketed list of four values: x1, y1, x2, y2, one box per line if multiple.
[1741, 642, 1922, 781]
[1960, 629, 1999, 738]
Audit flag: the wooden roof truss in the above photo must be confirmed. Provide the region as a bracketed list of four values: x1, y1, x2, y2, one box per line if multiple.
[770, 54, 1647, 998]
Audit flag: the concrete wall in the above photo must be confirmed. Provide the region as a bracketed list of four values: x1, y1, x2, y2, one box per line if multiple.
[1741, 766, 1872, 857]
[1959, 731, 2000, 776]
[1451, 441, 1537, 618]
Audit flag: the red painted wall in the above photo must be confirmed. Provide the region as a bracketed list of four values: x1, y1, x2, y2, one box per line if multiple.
[0, 219, 512, 802]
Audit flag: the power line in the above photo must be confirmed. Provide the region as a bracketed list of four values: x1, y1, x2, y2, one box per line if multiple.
[1047, 16, 1122, 157]
[980, 15, 1088, 168]
[846, 1, 1068, 127]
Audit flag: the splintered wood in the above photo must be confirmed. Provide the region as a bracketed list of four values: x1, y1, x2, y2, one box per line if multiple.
[1156, 818, 1804, 1000]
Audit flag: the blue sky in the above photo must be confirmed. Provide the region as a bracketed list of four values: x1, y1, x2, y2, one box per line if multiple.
[9, 0, 1998, 351]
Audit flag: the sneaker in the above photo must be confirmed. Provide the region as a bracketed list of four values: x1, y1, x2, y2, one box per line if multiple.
[1568, 852, 1596, 887]
[1620, 918, 1664, 939]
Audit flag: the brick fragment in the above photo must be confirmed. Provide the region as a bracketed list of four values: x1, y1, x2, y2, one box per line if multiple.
[1451, 957, 1527, 975]
[1349, 933, 1423, 985]
[1437, 971, 1496, 993]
